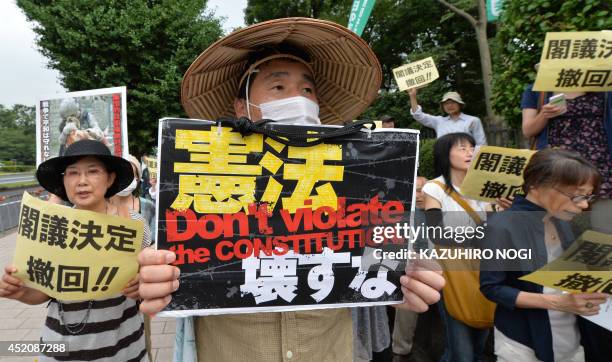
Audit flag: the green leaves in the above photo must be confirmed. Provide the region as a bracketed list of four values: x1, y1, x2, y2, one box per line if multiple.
[16, 0, 224, 156]
[492, 0, 611, 129]
[0, 105, 36, 164]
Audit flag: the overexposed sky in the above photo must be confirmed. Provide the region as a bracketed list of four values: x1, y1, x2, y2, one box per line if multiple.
[0, 0, 246, 107]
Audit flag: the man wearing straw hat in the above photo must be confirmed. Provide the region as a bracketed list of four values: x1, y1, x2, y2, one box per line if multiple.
[138, 17, 444, 361]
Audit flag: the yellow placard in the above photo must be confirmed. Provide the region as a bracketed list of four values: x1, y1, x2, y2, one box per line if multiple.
[12, 192, 144, 300]
[520, 231, 612, 294]
[144, 156, 157, 170]
[533, 31, 612, 92]
[461, 146, 536, 202]
[144, 155, 158, 179]
[392, 57, 440, 91]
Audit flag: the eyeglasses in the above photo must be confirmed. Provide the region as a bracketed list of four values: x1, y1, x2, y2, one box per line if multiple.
[554, 188, 597, 203]
[62, 167, 107, 180]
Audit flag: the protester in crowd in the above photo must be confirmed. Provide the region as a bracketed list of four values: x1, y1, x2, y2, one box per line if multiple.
[422, 133, 500, 362]
[392, 175, 429, 358]
[521, 87, 612, 235]
[0, 139, 150, 361]
[480, 148, 608, 362]
[147, 174, 157, 201]
[408, 88, 487, 145]
[140, 156, 152, 200]
[138, 17, 445, 362]
[110, 154, 156, 361]
[381, 114, 396, 128]
[110, 154, 156, 243]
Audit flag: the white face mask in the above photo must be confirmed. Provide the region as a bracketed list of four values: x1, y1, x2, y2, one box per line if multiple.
[252, 96, 321, 125]
[116, 178, 138, 197]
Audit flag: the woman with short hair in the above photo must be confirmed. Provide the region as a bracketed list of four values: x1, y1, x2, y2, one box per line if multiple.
[480, 148, 608, 362]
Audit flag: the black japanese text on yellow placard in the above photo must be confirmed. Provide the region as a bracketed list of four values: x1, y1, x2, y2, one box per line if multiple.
[392, 57, 440, 91]
[13, 193, 143, 300]
[520, 230, 612, 294]
[534, 31, 612, 92]
[461, 146, 536, 202]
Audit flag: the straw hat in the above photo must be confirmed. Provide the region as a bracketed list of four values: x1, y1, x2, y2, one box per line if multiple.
[36, 139, 134, 202]
[181, 17, 382, 125]
[440, 91, 465, 105]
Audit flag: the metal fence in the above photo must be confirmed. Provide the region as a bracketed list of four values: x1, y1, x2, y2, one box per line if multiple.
[0, 188, 46, 233]
[0, 198, 21, 233]
[485, 126, 528, 148]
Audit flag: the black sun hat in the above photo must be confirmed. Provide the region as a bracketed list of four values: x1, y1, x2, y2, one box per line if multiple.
[36, 139, 134, 201]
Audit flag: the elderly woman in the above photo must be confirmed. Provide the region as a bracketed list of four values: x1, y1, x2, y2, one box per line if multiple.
[0, 139, 150, 361]
[480, 148, 608, 362]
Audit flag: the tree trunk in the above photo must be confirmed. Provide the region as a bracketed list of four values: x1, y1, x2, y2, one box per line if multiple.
[474, 0, 495, 124]
[436, 0, 497, 124]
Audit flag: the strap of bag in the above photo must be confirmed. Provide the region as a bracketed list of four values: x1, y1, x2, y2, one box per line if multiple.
[529, 91, 547, 150]
[215, 117, 377, 147]
[430, 180, 482, 225]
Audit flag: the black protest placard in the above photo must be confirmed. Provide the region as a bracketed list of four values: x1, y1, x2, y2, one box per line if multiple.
[156, 119, 419, 314]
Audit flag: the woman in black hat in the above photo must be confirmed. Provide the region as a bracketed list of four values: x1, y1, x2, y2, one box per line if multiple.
[0, 139, 150, 361]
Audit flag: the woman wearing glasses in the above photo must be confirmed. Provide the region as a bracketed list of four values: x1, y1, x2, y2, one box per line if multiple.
[0, 139, 150, 361]
[480, 148, 608, 362]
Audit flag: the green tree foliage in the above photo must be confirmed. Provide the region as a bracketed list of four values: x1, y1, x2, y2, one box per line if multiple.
[244, 0, 487, 129]
[245, 0, 349, 24]
[0, 105, 36, 164]
[492, 0, 612, 129]
[17, 0, 224, 155]
[418, 138, 436, 180]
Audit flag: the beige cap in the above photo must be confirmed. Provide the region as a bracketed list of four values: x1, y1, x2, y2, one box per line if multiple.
[440, 91, 465, 105]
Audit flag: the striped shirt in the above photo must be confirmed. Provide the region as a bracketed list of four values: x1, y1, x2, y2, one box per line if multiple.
[41, 211, 151, 361]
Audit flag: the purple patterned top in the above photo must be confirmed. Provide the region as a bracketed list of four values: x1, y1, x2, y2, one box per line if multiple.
[547, 93, 611, 198]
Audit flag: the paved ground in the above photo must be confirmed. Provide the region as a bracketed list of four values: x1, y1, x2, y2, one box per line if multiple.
[0, 231, 176, 362]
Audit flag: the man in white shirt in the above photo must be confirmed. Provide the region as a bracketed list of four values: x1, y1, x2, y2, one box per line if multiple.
[408, 88, 487, 145]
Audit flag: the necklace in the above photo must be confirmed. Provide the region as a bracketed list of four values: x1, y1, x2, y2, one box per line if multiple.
[59, 198, 113, 333]
[57, 300, 94, 335]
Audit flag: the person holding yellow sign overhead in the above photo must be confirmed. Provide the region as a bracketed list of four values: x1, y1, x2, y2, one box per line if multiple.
[0, 139, 151, 361]
[409, 87, 487, 146]
[480, 148, 608, 362]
